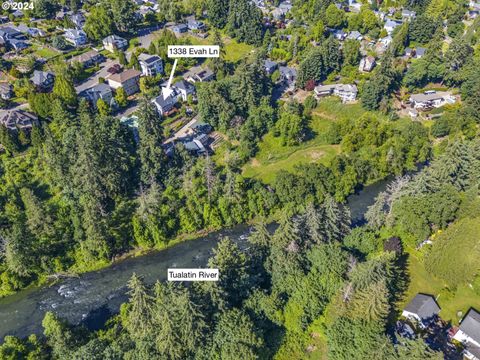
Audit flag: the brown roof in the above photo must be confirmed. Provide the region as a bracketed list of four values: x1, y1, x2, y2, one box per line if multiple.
[70, 50, 101, 64]
[108, 69, 142, 83]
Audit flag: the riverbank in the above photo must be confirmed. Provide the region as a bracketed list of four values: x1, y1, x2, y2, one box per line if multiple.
[0, 175, 391, 341]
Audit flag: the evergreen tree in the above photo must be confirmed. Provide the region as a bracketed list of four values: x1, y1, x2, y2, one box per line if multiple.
[207, 309, 264, 359]
[227, 0, 263, 45]
[122, 273, 154, 341]
[207, 0, 229, 28]
[53, 71, 77, 107]
[137, 98, 166, 185]
[117, 51, 127, 66]
[129, 53, 141, 71]
[110, 0, 138, 32]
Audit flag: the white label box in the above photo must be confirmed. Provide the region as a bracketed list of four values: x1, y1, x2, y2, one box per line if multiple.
[168, 268, 219, 281]
[168, 45, 220, 58]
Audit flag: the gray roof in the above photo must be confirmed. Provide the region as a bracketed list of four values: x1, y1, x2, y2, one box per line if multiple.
[410, 91, 451, 103]
[0, 82, 12, 94]
[103, 35, 127, 44]
[459, 309, 480, 344]
[88, 83, 112, 96]
[0, 27, 22, 37]
[195, 68, 213, 80]
[279, 66, 297, 78]
[174, 80, 195, 92]
[264, 59, 277, 70]
[153, 92, 177, 108]
[0, 110, 38, 130]
[347, 30, 362, 39]
[416, 47, 426, 56]
[138, 53, 161, 64]
[31, 70, 54, 86]
[404, 294, 440, 320]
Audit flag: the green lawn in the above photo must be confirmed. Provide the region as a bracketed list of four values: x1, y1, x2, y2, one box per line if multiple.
[242, 98, 369, 184]
[186, 35, 253, 63]
[224, 38, 254, 63]
[33, 46, 60, 60]
[402, 243, 480, 325]
[242, 115, 340, 184]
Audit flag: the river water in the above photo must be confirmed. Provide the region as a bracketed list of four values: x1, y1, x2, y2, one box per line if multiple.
[0, 179, 388, 340]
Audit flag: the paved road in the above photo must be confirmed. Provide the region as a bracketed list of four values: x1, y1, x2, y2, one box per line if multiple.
[74, 58, 119, 94]
[116, 99, 139, 118]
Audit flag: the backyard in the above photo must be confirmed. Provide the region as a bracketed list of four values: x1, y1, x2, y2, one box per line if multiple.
[401, 217, 480, 325]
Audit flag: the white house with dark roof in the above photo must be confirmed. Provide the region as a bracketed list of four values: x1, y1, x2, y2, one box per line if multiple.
[314, 83, 358, 102]
[103, 35, 128, 53]
[401, 293, 440, 328]
[453, 309, 480, 360]
[409, 91, 456, 109]
[64, 28, 87, 47]
[80, 83, 113, 107]
[152, 90, 178, 115]
[173, 80, 195, 102]
[138, 53, 163, 77]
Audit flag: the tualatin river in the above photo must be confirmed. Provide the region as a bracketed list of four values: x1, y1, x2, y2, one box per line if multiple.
[0, 179, 390, 341]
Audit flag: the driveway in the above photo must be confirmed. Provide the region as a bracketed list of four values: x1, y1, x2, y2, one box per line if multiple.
[74, 58, 119, 94]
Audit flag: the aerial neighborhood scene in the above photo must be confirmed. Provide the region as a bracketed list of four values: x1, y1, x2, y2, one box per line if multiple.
[0, 0, 480, 358]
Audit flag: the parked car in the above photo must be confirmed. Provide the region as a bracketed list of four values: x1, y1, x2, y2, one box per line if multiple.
[107, 64, 122, 74]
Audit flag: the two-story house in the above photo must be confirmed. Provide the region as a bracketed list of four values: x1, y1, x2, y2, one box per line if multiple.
[107, 69, 142, 96]
[103, 35, 128, 53]
[152, 89, 178, 115]
[64, 29, 87, 47]
[80, 83, 113, 107]
[0, 109, 38, 131]
[174, 80, 195, 102]
[401, 293, 440, 329]
[138, 54, 163, 77]
[70, 50, 104, 68]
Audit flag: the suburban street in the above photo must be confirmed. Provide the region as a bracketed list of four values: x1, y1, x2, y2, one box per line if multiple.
[74, 58, 119, 94]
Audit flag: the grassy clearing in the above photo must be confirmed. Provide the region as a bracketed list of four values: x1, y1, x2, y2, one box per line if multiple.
[242, 115, 340, 184]
[223, 38, 254, 63]
[242, 98, 367, 184]
[32, 45, 60, 60]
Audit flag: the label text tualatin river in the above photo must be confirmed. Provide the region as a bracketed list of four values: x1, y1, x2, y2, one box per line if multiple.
[0, 179, 388, 340]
